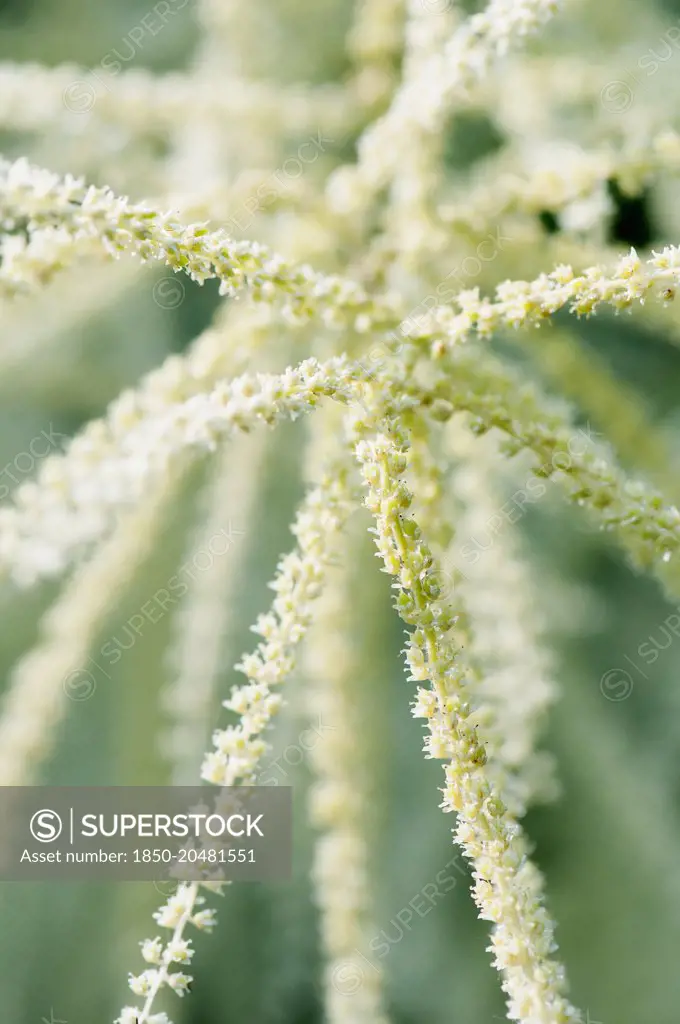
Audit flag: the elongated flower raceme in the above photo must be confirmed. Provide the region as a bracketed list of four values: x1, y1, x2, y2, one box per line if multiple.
[0, 357, 366, 584]
[438, 344, 680, 599]
[346, 0, 406, 110]
[400, 413, 552, 859]
[0, 469, 183, 785]
[327, 0, 564, 212]
[514, 324, 680, 500]
[6, 0, 680, 1016]
[438, 129, 680, 240]
[303, 402, 390, 1024]
[448, 421, 559, 816]
[119, 444, 358, 1024]
[161, 436, 261, 784]
[305, 552, 390, 1024]
[5, 159, 680, 347]
[4, 339, 680, 613]
[354, 424, 582, 1024]
[0, 64, 353, 147]
[383, 0, 458, 267]
[0, 157, 405, 334]
[402, 415, 557, 819]
[201, 455, 358, 787]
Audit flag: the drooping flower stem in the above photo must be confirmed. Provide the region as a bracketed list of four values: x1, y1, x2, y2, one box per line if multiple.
[355, 423, 582, 1024]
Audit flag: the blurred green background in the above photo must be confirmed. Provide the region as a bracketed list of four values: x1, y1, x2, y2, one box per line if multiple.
[3, 1, 680, 1022]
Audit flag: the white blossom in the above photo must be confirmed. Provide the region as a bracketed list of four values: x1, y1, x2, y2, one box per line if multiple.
[2, 2, 678, 1023]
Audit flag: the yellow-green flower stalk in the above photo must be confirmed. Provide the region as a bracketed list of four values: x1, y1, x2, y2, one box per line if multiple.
[5, 0, 680, 1020]
[7, 159, 680, 346]
[516, 324, 680, 500]
[355, 423, 581, 1024]
[439, 344, 680, 596]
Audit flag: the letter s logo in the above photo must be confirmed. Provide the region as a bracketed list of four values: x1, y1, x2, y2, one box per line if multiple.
[30, 809, 63, 843]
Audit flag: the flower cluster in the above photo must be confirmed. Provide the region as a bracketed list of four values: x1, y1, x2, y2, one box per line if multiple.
[355, 426, 581, 1022]
[2, 0, 680, 1021]
[117, 882, 218, 1024]
[304, 450, 390, 1023]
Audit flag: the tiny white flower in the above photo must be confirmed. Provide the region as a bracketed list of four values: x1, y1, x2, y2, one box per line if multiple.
[166, 972, 193, 996]
[128, 969, 158, 996]
[140, 937, 163, 964]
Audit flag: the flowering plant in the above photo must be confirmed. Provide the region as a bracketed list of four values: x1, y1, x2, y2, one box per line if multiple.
[2, 0, 680, 1022]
